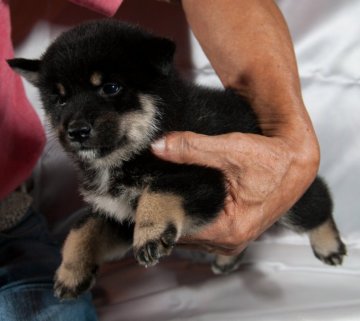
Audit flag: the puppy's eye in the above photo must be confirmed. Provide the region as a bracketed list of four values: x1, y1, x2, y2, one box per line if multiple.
[57, 96, 67, 106]
[101, 83, 122, 96]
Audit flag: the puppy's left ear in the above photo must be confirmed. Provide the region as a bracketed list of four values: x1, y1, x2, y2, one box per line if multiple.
[147, 37, 176, 76]
[7, 58, 41, 87]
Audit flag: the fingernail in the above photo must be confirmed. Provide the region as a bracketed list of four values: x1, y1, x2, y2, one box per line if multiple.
[151, 138, 165, 152]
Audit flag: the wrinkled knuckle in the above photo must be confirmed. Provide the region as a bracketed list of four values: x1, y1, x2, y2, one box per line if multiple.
[177, 132, 198, 163]
[178, 132, 194, 162]
[302, 145, 320, 174]
[286, 133, 320, 175]
[233, 227, 257, 245]
[245, 228, 259, 243]
[221, 234, 243, 249]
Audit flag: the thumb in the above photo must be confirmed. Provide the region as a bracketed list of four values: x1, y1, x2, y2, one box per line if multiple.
[151, 131, 228, 168]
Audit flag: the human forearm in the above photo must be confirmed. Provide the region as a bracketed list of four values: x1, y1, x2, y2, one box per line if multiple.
[152, 0, 321, 254]
[182, 0, 315, 136]
[182, 0, 320, 196]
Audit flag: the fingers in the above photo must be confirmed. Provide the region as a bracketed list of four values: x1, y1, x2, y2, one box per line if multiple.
[151, 131, 241, 169]
[151, 131, 218, 167]
[179, 214, 249, 256]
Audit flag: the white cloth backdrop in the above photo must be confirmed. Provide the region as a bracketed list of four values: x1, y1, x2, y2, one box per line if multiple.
[13, 0, 360, 320]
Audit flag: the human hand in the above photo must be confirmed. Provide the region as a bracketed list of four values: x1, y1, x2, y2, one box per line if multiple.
[153, 0, 321, 255]
[151, 129, 319, 255]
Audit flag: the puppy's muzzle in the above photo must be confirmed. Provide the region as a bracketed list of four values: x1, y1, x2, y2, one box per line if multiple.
[67, 120, 92, 143]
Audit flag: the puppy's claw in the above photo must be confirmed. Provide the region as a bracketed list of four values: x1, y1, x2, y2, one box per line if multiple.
[134, 224, 177, 267]
[315, 252, 344, 266]
[54, 265, 98, 300]
[135, 241, 160, 267]
[314, 241, 347, 266]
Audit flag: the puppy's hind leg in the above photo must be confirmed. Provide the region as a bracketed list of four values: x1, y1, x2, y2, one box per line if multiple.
[279, 177, 346, 266]
[54, 213, 133, 299]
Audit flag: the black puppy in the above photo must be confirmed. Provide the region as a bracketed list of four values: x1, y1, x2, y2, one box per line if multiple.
[8, 19, 346, 299]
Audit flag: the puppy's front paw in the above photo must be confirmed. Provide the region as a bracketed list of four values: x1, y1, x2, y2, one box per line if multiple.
[54, 263, 98, 300]
[134, 223, 177, 267]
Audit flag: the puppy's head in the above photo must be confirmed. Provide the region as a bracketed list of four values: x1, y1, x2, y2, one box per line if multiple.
[8, 20, 175, 166]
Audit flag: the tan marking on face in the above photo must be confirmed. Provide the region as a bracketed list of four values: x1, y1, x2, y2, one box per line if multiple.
[92, 94, 159, 167]
[90, 72, 102, 86]
[309, 219, 340, 256]
[133, 191, 185, 248]
[56, 83, 66, 96]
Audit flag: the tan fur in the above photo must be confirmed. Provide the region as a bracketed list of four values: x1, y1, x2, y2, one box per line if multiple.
[133, 191, 185, 249]
[56, 217, 99, 289]
[92, 94, 159, 167]
[90, 72, 102, 86]
[56, 83, 66, 96]
[56, 216, 129, 290]
[120, 94, 159, 145]
[309, 219, 339, 257]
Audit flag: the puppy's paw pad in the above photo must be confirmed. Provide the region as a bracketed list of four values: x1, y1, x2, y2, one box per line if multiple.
[134, 224, 177, 267]
[54, 265, 98, 300]
[135, 241, 161, 267]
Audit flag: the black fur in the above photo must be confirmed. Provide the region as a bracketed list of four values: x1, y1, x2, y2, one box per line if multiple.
[287, 177, 333, 231]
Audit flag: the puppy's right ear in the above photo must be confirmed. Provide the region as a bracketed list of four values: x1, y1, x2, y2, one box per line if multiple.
[146, 37, 176, 76]
[7, 58, 41, 87]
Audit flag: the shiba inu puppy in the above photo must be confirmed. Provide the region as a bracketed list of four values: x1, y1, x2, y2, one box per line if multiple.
[8, 19, 346, 299]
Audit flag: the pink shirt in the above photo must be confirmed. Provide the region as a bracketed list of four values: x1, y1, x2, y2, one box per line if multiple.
[69, 0, 123, 16]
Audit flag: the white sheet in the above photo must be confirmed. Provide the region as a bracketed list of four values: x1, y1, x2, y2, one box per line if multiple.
[12, 0, 360, 319]
[94, 244, 360, 321]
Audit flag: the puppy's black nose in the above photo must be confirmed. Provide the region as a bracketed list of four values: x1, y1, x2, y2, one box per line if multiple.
[67, 121, 92, 142]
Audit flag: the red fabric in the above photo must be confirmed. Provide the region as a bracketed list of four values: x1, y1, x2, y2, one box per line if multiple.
[0, 1, 45, 200]
[69, 0, 123, 16]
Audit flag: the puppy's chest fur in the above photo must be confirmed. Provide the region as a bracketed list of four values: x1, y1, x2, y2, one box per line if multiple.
[79, 164, 147, 222]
